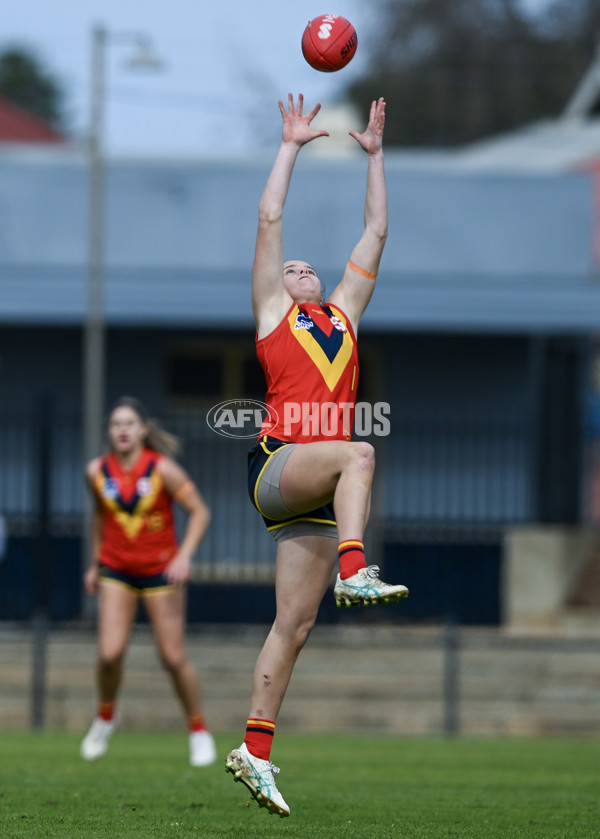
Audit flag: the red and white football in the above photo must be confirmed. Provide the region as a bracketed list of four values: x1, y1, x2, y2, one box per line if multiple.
[301, 14, 357, 72]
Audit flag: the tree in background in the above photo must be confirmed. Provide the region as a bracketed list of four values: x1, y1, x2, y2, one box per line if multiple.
[347, 0, 600, 146]
[0, 47, 65, 130]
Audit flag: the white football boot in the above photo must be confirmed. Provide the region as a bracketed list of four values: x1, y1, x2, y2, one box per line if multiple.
[189, 730, 217, 767]
[334, 565, 409, 607]
[225, 742, 290, 817]
[80, 714, 119, 760]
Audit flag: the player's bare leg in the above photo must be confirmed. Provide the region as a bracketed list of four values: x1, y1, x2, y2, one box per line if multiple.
[81, 582, 136, 759]
[250, 534, 336, 720]
[227, 535, 336, 816]
[280, 442, 409, 606]
[146, 587, 216, 766]
[279, 440, 373, 542]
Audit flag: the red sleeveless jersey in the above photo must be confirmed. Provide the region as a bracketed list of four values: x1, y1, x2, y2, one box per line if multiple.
[256, 301, 359, 443]
[93, 448, 178, 576]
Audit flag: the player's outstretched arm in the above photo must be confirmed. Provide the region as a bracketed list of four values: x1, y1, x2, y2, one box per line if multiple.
[329, 98, 388, 330]
[252, 94, 328, 339]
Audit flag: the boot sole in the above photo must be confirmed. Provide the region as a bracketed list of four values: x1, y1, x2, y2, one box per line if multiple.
[335, 588, 409, 607]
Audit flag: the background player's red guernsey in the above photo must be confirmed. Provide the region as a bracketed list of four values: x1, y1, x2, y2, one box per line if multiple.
[93, 449, 178, 576]
[256, 302, 359, 443]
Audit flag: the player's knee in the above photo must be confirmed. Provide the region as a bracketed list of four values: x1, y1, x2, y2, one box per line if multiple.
[98, 650, 123, 671]
[275, 615, 315, 652]
[294, 617, 316, 650]
[158, 649, 185, 674]
[349, 441, 375, 476]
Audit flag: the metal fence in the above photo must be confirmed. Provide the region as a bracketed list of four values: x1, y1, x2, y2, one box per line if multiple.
[0, 405, 590, 556]
[1, 405, 596, 625]
[385, 418, 531, 529]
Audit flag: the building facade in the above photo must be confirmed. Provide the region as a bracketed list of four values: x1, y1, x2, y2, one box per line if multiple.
[1, 139, 599, 624]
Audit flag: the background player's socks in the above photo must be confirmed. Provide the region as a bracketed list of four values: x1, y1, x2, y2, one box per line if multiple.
[188, 713, 208, 733]
[98, 701, 116, 722]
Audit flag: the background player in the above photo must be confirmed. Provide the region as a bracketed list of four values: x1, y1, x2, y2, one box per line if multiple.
[80, 395, 216, 767]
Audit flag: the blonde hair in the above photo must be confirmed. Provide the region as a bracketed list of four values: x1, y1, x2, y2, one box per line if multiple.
[107, 396, 181, 458]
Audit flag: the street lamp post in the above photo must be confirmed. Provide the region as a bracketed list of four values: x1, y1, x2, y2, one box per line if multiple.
[82, 24, 162, 584]
[83, 24, 107, 476]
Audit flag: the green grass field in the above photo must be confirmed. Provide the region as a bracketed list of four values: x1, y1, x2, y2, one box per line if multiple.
[0, 730, 597, 838]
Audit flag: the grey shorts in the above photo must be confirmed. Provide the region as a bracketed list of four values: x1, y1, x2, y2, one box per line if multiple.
[248, 436, 338, 543]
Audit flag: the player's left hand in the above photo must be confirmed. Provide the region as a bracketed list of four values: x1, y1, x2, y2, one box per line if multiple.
[164, 552, 192, 585]
[349, 97, 385, 155]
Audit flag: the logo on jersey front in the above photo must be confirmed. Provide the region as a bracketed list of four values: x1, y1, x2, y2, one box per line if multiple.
[294, 311, 347, 333]
[330, 315, 347, 332]
[294, 312, 314, 330]
[102, 477, 120, 499]
[136, 477, 153, 497]
[288, 304, 354, 392]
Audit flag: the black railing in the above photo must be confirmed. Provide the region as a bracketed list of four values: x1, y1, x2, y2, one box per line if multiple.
[0, 406, 592, 622]
[0, 407, 590, 538]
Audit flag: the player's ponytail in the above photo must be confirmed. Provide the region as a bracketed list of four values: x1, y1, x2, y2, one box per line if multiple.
[108, 395, 181, 458]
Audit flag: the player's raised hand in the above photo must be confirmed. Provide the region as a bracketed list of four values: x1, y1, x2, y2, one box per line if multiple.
[349, 97, 386, 155]
[279, 93, 329, 147]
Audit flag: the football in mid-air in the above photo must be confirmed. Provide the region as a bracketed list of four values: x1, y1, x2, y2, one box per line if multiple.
[301, 14, 357, 72]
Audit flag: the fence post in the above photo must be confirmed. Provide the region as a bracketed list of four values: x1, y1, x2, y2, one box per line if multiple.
[31, 397, 51, 729]
[443, 616, 460, 735]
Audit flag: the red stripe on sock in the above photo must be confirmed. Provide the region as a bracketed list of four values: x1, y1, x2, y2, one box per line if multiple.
[338, 539, 366, 579]
[98, 701, 115, 722]
[244, 717, 276, 760]
[188, 714, 208, 733]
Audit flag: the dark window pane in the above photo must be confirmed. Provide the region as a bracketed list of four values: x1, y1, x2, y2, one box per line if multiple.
[242, 357, 266, 399]
[167, 356, 223, 398]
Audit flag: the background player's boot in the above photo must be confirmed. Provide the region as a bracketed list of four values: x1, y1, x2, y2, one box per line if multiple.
[80, 714, 119, 760]
[189, 730, 217, 767]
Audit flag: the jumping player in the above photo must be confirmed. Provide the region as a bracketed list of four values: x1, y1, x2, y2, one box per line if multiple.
[225, 94, 408, 817]
[80, 396, 216, 767]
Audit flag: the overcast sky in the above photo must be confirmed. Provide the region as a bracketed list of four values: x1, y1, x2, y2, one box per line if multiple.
[0, 0, 376, 157]
[1, 0, 554, 159]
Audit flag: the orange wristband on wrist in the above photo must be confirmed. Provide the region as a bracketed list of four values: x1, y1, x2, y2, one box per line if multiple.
[347, 261, 377, 281]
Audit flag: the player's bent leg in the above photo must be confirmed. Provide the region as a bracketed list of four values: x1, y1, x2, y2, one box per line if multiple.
[334, 564, 409, 607]
[277, 442, 409, 603]
[279, 440, 374, 517]
[226, 743, 290, 817]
